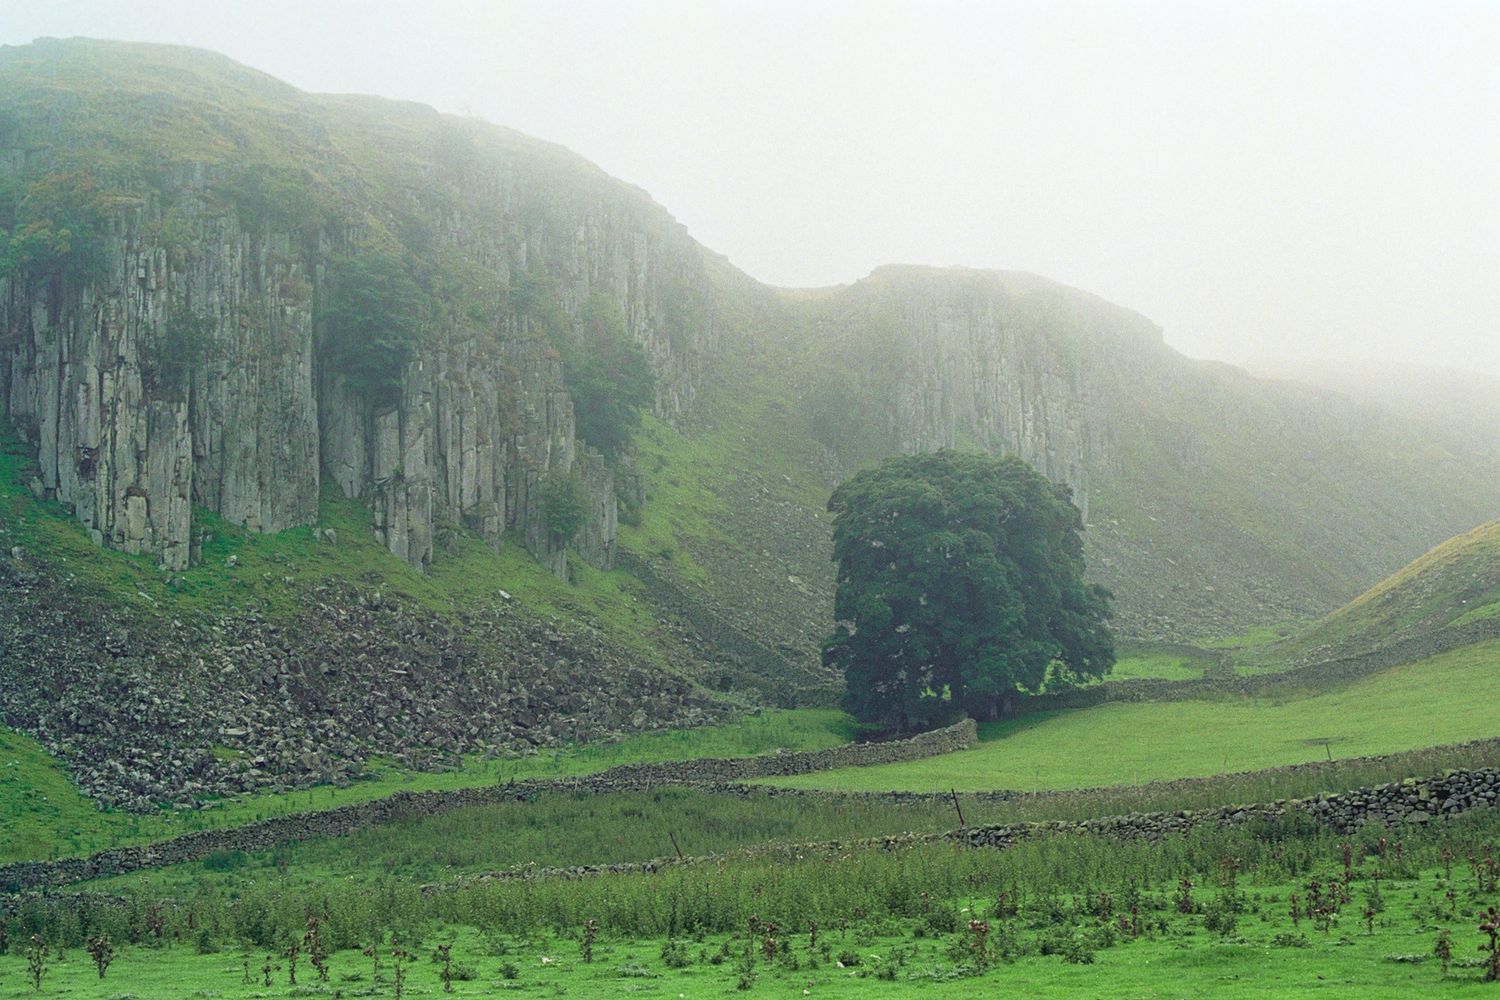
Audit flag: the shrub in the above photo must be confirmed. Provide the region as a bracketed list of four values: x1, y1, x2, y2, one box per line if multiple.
[540, 474, 588, 545]
[514, 281, 655, 457]
[320, 248, 427, 403]
[1, 170, 112, 282]
[660, 938, 690, 968]
[143, 311, 215, 401]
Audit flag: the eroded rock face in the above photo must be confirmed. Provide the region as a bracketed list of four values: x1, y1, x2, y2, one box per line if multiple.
[826, 268, 1141, 521]
[797, 266, 1500, 638]
[0, 144, 714, 578]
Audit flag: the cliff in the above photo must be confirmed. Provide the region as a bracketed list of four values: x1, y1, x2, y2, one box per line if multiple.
[5, 37, 1500, 658]
[779, 265, 1500, 637]
[0, 39, 723, 578]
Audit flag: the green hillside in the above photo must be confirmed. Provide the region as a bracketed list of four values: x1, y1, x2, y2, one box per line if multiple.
[1272, 520, 1500, 663]
[5, 37, 1500, 855]
[769, 640, 1500, 792]
[5, 37, 1500, 665]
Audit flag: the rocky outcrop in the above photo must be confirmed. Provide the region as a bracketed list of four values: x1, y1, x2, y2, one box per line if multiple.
[796, 267, 1500, 637]
[812, 268, 1160, 520]
[0, 188, 611, 576]
[0, 48, 726, 580]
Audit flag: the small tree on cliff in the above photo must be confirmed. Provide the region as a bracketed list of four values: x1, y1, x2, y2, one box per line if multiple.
[823, 450, 1113, 730]
[321, 248, 427, 404]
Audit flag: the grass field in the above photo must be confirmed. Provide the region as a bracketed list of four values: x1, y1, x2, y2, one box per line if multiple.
[75, 733, 1500, 898]
[11, 807, 1500, 998]
[0, 904, 1462, 999]
[769, 640, 1500, 792]
[0, 709, 854, 864]
[1103, 642, 1220, 681]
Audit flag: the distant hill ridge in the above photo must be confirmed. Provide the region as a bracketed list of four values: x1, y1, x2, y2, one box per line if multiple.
[1277, 519, 1500, 665]
[2, 36, 1498, 657]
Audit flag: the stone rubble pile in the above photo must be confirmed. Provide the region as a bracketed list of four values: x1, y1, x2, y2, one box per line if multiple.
[0, 561, 719, 812]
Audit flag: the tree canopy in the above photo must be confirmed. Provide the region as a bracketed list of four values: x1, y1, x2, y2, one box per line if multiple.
[320, 248, 428, 404]
[511, 280, 655, 458]
[823, 450, 1113, 730]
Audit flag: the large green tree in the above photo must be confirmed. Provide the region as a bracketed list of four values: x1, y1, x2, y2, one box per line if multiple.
[823, 450, 1113, 730]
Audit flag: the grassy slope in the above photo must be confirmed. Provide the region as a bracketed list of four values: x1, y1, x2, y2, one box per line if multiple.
[0, 709, 853, 864]
[614, 332, 843, 685]
[770, 640, 1500, 792]
[1275, 520, 1500, 663]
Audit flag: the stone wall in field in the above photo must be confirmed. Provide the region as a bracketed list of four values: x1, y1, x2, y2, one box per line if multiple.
[450, 767, 1500, 881]
[441, 764, 1500, 885]
[1015, 618, 1500, 716]
[591, 717, 978, 784]
[6, 719, 1497, 894]
[956, 765, 1500, 848]
[0, 719, 976, 892]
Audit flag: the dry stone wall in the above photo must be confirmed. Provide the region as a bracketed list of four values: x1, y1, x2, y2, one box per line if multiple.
[9, 720, 1500, 893]
[420, 761, 1500, 886]
[595, 718, 977, 783]
[436, 763, 1500, 886]
[1015, 617, 1500, 717]
[0, 719, 976, 892]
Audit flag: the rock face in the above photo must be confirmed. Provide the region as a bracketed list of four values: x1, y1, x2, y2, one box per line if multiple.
[0, 64, 718, 579]
[807, 268, 1156, 522]
[5, 39, 1500, 647]
[793, 266, 1500, 637]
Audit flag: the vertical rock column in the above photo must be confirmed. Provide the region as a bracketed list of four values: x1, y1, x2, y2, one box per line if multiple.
[2, 224, 195, 568]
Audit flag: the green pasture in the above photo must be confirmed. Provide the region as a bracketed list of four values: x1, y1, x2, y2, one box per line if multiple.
[770, 640, 1500, 793]
[0, 912, 1458, 999]
[10, 808, 1500, 998]
[0, 709, 853, 864]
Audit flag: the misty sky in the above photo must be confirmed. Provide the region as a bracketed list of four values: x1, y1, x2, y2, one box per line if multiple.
[3, 1, 1497, 377]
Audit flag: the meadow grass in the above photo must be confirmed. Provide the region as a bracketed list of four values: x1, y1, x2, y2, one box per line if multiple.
[11, 808, 1500, 997]
[73, 734, 1500, 899]
[1102, 641, 1217, 682]
[769, 640, 1500, 792]
[0, 709, 854, 864]
[0, 902, 1462, 999]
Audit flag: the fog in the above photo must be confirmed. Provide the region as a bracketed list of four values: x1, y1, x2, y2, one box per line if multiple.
[4, 0, 1497, 377]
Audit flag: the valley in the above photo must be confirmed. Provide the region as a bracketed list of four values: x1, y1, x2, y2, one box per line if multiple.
[0, 36, 1497, 999]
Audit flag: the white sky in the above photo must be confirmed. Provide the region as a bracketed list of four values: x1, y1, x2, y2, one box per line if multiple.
[3, 0, 1498, 376]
